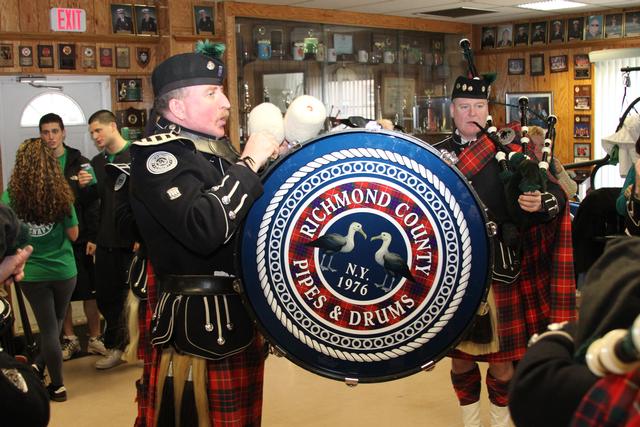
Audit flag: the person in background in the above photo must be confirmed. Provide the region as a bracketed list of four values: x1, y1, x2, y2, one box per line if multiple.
[78, 110, 135, 370]
[197, 9, 213, 33]
[2, 138, 79, 402]
[38, 113, 107, 361]
[435, 72, 574, 427]
[585, 16, 602, 40]
[528, 125, 578, 197]
[129, 42, 282, 426]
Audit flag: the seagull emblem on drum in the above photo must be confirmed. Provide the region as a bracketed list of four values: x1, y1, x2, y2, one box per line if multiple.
[305, 222, 367, 272]
[370, 232, 416, 291]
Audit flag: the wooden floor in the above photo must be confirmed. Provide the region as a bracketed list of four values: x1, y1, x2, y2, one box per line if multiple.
[49, 354, 506, 426]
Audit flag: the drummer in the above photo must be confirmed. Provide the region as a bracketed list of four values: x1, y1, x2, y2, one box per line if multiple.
[128, 43, 283, 425]
[434, 74, 575, 427]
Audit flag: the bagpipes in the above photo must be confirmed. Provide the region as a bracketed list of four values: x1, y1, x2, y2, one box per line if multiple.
[585, 313, 640, 377]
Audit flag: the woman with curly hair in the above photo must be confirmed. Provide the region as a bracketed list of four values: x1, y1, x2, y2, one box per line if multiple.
[1, 138, 78, 402]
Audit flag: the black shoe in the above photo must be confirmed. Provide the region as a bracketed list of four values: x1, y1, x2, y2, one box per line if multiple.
[31, 363, 45, 384]
[47, 384, 67, 402]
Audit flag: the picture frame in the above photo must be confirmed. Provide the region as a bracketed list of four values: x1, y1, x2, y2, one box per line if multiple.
[508, 58, 525, 75]
[585, 15, 604, 40]
[58, 43, 76, 70]
[333, 33, 354, 55]
[505, 92, 553, 128]
[0, 44, 13, 67]
[111, 4, 134, 34]
[496, 24, 513, 48]
[531, 21, 547, 45]
[481, 26, 496, 49]
[568, 17, 585, 41]
[625, 11, 640, 37]
[574, 115, 591, 139]
[18, 45, 33, 67]
[116, 78, 143, 102]
[115, 46, 130, 69]
[549, 19, 566, 43]
[550, 55, 568, 73]
[37, 44, 54, 68]
[382, 76, 416, 116]
[605, 13, 623, 38]
[530, 53, 544, 76]
[574, 142, 591, 158]
[574, 54, 591, 79]
[81, 45, 96, 69]
[134, 5, 158, 35]
[99, 47, 113, 67]
[514, 23, 530, 46]
[194, 6, 214, 35]
[574, 85, 591, 110]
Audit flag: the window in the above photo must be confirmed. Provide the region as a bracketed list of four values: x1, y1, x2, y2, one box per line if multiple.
[20, 92, 86, 127]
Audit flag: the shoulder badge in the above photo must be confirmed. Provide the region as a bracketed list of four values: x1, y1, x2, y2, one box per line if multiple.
[146, 151, 178, 175]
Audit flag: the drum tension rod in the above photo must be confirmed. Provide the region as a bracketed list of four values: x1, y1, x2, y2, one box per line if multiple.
[344, 377, 359, 387]
[421, 360, 436, 372]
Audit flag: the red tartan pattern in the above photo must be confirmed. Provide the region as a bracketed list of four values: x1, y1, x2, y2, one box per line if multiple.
[486, 371, 509, 406]
[451, 364, 481, 405]
[134, 262, 156, 427]
[450, 131, 576, 362]
[570, 368, 640, 427]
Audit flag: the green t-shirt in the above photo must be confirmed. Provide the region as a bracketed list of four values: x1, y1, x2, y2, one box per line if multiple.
[57, 149, 68, 172]
[1, 191, 78, 281]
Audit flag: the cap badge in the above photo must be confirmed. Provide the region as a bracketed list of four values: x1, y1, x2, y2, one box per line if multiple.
[462, 84, 467, 91]
[207, 61, 215, 70]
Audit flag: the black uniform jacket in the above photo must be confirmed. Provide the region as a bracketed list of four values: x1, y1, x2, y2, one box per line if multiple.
[129, 133, 262, 276]
[90, 147, 134, 249]
[63, 144, 99, 245]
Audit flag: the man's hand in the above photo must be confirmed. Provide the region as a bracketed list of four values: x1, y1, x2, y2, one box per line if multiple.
[239, 131, 281, 172]
[518, 190, 543, 212]
[86, 241, 96, 256]
[0, 245, 33, 285]
[77, 170, 93, 188]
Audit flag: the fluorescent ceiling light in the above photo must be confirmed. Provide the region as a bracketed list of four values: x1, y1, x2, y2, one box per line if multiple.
[518, 0, 586, 11]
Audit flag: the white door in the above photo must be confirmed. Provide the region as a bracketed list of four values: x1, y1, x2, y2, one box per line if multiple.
[0, 75, 110, 335]
[0, 75, 111, 188]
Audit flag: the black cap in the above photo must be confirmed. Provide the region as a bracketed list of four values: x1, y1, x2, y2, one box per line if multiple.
[451, 76, 490, 100]
[152, 52, 225, 97]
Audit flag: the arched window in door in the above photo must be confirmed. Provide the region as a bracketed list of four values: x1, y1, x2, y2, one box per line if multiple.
[19, 92, 86, 127]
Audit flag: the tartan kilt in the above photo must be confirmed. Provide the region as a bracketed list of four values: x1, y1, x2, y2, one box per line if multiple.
[451, 207, 576, 363]
[144, 333, 266, 426]
[134, 262, 157, 427]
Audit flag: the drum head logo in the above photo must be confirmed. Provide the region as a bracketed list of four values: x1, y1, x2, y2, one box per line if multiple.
[240, 131, 490, 382]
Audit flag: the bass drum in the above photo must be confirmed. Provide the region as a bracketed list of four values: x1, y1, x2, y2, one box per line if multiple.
[239, 130, 491, 383]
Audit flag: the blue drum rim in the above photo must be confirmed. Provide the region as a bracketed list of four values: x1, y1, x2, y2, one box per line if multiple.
[237, 129, 492, 383]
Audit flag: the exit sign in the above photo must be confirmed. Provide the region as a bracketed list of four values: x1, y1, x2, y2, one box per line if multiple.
[50, 8, 86, 32]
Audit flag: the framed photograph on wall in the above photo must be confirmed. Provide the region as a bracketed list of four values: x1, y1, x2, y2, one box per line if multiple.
[574, 115, 591, 138]
[531, 21, 547, 45]
[514, 23, 529, 46]
[550, 55, 568, 72]
[111, 4, 134, 34]
[116, 78, 143, 102]
[549, 19, 566, 43]
[605, 13, 623, 38]
[508, 58, 525, 75]
[496, 24, 513, 48]
[134, 5, 158, 35]
[481, 27, 496, 49]
[568, 17, 584, 41]
[530, 53, 544, 76]
[382, 76, 416, 116]
[625, 11, 640, 37]
[574, 85, 591, 110]
[505, 92, 553, 128]
[194, 6, 215, 35]
[574, 142, 591, 159]
[574, 54, 591, 79]
[585, 15, 604, 40]
[0, 44, 13, 67]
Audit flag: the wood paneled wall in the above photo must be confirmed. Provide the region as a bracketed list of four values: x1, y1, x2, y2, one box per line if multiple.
[472, 19, 640, 165]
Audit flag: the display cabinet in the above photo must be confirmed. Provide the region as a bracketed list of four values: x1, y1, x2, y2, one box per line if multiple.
[223, 2, 469, 146]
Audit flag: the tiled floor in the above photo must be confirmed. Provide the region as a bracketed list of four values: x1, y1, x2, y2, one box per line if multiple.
[50, 354, 503, 426]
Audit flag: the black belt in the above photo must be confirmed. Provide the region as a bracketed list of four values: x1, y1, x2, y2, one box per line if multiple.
[157, 275, 236, 296]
